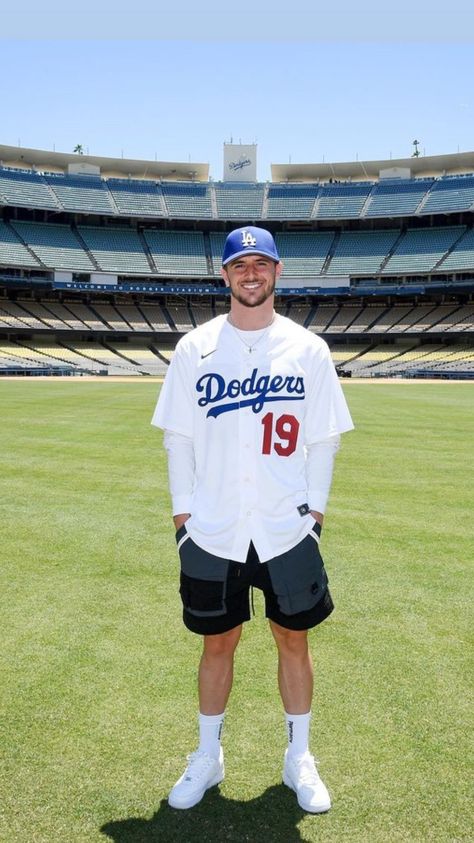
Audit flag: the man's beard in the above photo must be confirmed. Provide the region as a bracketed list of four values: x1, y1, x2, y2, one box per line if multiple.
[229, 278, 276, 308]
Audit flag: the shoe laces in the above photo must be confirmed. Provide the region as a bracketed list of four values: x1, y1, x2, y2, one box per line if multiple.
[183, 751, 216, 782]
[292, 753, 321, 785]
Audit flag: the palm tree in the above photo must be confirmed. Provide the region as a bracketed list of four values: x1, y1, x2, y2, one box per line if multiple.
[73, 144, 84, 155]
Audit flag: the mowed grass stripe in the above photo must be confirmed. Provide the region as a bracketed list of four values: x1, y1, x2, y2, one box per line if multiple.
[0, 381, 472, 842]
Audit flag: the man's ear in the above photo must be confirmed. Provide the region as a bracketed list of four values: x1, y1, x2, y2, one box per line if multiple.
[221, 267, 230, 287]
[275, 261, 283, 279]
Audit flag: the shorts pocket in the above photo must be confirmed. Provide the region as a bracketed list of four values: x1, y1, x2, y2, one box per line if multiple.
[177, 530, 230, 618]
[267, 533, 328, 616]
[180, 573, 228, 617]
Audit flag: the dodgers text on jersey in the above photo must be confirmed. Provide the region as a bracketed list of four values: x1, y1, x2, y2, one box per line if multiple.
[196, 367, 305, 418]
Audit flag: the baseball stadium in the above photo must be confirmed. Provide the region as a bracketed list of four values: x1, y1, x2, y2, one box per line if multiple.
[0, 142, 473, 377]
[1, 142, 472, 842]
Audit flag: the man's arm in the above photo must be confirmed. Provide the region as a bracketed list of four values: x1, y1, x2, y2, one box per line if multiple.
[163, 430, 195, 530]
[306, 434, 341, 528]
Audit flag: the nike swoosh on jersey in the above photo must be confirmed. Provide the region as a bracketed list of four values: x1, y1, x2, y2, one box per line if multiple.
[201, 349, 217, 359]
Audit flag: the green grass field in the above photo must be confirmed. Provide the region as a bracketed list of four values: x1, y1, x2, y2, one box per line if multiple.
[0, 380, 472, 843]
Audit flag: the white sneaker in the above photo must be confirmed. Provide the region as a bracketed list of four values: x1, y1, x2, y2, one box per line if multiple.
[283, 750, 331, 813]
[168, 748, 224, 810]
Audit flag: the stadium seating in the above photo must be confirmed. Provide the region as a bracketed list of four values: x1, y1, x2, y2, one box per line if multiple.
[104, 341, 167, 374]
[64, 303, 111, 331]
[11, 221, 94, 270]
[92, 304, 134, 331]
[324, 305, 364, 332]
[0, 341, 55, 369]
[63, 341, 138, 374]
[17, 301, 75, 330]
[107, 178, 166, 216]
[423, 304, 467, 332]
[45, 173, 115, 214]
[143, 230, 208, 276]
[438, 227, 474, 271]
[0, 221, 41, 268]
[284, 303, 312, 327]
[330, 344, 370, 364]
[307, 304, 339, 332]
[2, 165, 474, 222]
[16, 339, 102, 370]
[209, 232, 227, 275]
[214, 183, 265, 218]
[138, 304, 173, 331]
[315, 182, 372, 219]
[383, 227, 465, 274]
[275, 232, 335, 276]
[38, 302, 91, 330]
[344, 305, 389, 332]
[266, 184, 319, 219]
[191, 303, 214, 325]
[327, 230, 399, 275]
[1, 221, 473, 281]
[77, 226, 151, 273]
[443, 304, 474, 331]
[112, 304, 148, 330]
[0, 167, 59, 210]
[338, 340, 417, 374]
[161, 182, 213, 218]
[420, 174, 474, 214]
[166, 304, 194, 332]
[365, 178, 433, 217]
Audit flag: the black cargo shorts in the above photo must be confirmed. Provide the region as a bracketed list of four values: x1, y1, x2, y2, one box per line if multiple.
[175, 522, 334, 635]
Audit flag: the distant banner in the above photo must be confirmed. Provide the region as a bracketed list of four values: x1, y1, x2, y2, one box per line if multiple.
[223, 143, 257, 182]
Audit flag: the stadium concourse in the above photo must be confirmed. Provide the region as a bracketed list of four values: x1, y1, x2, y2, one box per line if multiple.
[0, 144, 473, 380]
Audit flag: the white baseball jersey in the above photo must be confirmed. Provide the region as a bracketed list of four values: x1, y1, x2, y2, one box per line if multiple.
[152, 314, 353, 563]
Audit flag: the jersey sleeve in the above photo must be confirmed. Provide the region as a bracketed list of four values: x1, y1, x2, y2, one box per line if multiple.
[151, 341, 195, 437]
[304, 342, 354, 444]
[305, 434, 340, 513]
[163, 430, 195, 515]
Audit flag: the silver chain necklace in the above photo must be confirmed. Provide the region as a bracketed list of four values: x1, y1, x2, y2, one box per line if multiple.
[227, 313, 275, 354]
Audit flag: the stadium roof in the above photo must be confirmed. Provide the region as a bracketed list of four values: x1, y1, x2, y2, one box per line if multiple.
[0, 144, 209, 181]
[271, 150, 474, 183]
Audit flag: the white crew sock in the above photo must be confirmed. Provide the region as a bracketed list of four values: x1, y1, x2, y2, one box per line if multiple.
[198, 712, 225, 760]
[285, 711, 311, 757]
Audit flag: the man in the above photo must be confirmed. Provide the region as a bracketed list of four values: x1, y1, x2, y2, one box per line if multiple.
[151, 225, 353, 813]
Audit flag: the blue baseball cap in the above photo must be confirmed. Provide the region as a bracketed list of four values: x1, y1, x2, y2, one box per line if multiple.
[222, 226, 280, 266]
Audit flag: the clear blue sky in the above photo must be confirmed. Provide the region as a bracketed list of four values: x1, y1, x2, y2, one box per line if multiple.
[1, 36, 473, 182]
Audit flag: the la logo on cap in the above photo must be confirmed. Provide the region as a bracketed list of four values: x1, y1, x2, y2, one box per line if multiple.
[241, 230, 257, 247]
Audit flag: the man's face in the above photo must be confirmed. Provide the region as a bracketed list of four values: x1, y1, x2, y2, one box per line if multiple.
[221, 254, 282, 308]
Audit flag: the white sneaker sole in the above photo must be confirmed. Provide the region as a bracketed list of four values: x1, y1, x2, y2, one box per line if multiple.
[283, 770, 331, 814]
[168, 767, 224, 810]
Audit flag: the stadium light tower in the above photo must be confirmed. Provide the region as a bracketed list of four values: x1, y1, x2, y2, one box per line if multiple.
[412, 139, 420, 158]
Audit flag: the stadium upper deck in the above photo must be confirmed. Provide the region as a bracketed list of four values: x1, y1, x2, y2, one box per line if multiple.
[2, 167, 474, 221]
[1, 144, 474, 221]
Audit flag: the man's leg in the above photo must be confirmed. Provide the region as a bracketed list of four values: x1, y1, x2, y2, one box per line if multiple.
[270, 619, 331, 814]
[168, 625, 242, 810]
[269, 621, 313, 714]
[199, 624, 243, 714]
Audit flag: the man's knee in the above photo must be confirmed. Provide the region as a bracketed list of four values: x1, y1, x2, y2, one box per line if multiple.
[203, 625, 242, 658]
[270, 621, 309, 655]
